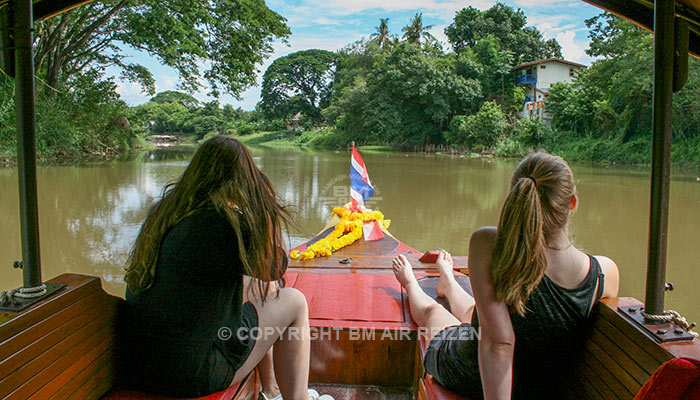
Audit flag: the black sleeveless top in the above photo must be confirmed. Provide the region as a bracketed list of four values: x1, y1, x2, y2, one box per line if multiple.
[124, 209, 285, 397]
[450, 255, 605, 399]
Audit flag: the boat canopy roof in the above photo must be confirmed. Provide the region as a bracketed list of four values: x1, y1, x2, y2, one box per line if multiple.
[0, 0, 95, 21]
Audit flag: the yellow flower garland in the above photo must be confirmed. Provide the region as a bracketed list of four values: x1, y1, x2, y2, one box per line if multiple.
[289, 207, 385, 260]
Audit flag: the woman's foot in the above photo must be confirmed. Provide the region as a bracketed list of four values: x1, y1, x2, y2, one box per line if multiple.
[392, 255, 418, 288]
[435, 250, 457, 298]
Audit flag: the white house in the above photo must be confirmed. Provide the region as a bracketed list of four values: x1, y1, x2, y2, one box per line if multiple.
[511, 58, 587, 120]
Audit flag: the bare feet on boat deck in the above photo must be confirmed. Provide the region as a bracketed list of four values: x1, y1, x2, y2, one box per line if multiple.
[435, 250, 456, 298]
[392, 254, 418, 287]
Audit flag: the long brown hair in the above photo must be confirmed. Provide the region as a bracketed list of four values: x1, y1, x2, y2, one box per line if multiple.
[125, 136, 289, 299]
[491, 151, 576, 316]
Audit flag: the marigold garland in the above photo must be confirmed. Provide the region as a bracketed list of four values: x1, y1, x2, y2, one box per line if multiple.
[289, 207, 385, 260]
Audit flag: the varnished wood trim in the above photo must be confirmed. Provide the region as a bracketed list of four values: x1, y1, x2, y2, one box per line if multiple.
[309, 328, 418, 387]
[579, 361, 618, 399]
[65, 351, 116, 400]
[587, 326, 650, 385]
[30, 346, 114, 400]
[0, 274, 102, 342]
[585, 337, 642, 393]
[580, 348, 634, 398]
[0, 312, 114, 398]
[0, 293, 112, 379]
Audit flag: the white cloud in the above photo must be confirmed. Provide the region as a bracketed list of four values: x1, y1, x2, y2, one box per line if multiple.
[556, 30, 589, 63]
[526, 14, 592, 64]
[313, 17, 342, 25]
[428, 24, 450, 49]
[283, 0, 495, 26]
[115, 81, 148, 106]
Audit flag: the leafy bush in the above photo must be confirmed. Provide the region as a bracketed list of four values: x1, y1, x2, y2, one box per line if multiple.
[236, 123, 256, 135]
[0, 72, 138, 160]
[445, 101, 506, 150]
[512, 117, 554, 149]
[494, 137, 521, 157]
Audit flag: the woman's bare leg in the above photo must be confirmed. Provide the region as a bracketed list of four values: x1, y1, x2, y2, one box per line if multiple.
[393, 255, 460, 341]
[231, 287, 310, 400]
[242, 277, 281, 398]
[435, 250, 475, 324]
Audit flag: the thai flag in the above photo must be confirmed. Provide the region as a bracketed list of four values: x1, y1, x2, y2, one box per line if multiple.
[350, 143, 374, 210]
[350, 144, 384, 241]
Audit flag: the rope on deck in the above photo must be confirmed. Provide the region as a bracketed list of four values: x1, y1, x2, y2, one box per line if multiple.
[642, 310, 699, 339]
[12, 283, 47, 299]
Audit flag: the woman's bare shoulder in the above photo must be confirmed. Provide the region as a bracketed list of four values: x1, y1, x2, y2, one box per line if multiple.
[593, 255, 620, 298]
[471, 226, 497, 241]
[470, 226, 498, 248]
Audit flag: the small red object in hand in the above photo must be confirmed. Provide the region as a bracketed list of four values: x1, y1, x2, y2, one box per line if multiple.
[419, 251, 439, 263]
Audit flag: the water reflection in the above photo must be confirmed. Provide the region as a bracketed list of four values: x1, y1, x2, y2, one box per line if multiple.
[1, 146, 698, 324]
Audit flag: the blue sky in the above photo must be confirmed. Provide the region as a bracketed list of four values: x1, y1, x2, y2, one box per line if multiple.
[111, 0, 604, 110]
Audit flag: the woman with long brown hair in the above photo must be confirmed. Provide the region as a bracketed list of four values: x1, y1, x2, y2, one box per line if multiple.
[393, 151, 619, 399]
[124, 136, 330, 400]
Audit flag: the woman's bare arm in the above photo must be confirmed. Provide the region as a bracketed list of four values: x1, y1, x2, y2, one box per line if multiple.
[468, 227, 515, 400]
[594, 255, 619, 299]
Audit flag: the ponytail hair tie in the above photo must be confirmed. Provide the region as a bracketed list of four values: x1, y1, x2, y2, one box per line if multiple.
[526, 176, 537, 187]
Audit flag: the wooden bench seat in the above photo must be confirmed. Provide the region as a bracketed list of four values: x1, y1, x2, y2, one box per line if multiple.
[0, 274, 258, 400]
[565, 297, 700, 399]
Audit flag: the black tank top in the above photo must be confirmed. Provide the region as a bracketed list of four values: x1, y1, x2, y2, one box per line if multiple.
[460, 255, 605, 399]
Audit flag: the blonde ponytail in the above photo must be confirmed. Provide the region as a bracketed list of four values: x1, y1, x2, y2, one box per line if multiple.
[491, 152, 576, 316]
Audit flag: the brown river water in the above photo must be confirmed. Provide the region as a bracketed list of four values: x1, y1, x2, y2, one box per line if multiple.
[1, 145, 699, 324]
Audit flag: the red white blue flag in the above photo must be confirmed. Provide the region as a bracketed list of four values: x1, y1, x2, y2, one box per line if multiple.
[350, 144, 384, 241]
[350, 143, 374, 210]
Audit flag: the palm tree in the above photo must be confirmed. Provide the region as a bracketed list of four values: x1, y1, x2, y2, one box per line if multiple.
[401, 13, 435, 44]
[370, 18, 394, 49]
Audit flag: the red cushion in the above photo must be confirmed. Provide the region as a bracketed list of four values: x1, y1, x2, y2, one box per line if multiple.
[103, 382, 241, 400]
[634, 358, 700, 400]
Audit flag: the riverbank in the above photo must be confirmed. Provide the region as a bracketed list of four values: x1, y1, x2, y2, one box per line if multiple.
[236, 128, 700, 171]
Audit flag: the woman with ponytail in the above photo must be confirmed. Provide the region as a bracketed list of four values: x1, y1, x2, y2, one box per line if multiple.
[124, 136, 332, 400]
[393, 151, 619, 399]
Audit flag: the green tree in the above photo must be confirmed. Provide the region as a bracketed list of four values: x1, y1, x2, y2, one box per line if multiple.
[547, 13, 652, 140]
[32, 0, 290, 96]
[363, 43, 480, 145]
[149, 91, 200, 109]
[547, 12, 700, 146]
[445, 2, 561, 63]
[401, 13, 435, 45]
[332, 40, 381, 95]
[259, 49, 336, 121]
[370, 18, 396, 49]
